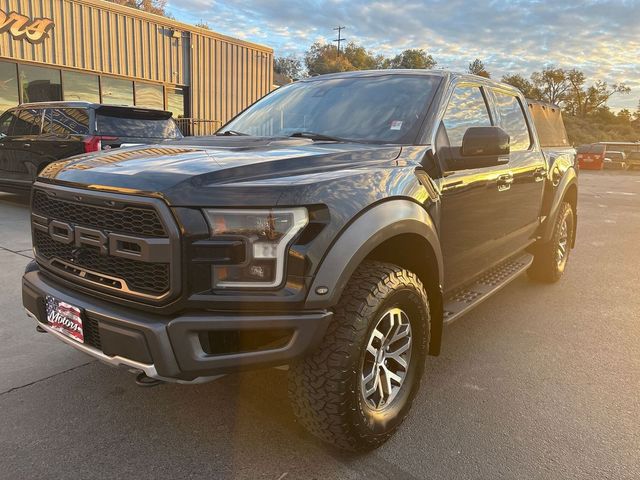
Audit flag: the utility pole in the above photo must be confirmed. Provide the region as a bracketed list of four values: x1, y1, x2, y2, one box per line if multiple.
[333, 26, 345, 56]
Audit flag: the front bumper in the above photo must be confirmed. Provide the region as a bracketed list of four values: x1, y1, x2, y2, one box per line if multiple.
[23, 269, 332, 384]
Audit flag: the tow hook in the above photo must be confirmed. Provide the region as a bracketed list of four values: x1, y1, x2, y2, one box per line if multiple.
[135, 371, 164, 387]
[36, 325, 47, 333]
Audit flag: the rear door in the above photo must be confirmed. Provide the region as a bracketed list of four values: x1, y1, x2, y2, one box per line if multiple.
[488, 88, 545, 249]
[2, 108, 44, 184]
[38, 107, 90, 161]
[0, 110, 21, 188]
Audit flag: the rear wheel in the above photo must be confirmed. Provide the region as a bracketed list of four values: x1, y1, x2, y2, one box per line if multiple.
[528, 201, 574, 283]
[288, 261, 430, 451]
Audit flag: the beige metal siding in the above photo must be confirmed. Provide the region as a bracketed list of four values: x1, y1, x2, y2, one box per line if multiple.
[0, 0, 187, 83]
[190, 32, 272, 124]
[0, 0, 273, 124]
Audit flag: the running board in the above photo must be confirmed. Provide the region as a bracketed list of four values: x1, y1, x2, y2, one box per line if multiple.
[443, 253, 534, 325]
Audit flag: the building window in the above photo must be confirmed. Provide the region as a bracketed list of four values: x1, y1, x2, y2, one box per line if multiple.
[19, 65, 62, 103]
[101, 77, 134, 106]
[135, 82, 164, 109]
[0, 61, 19, 114]
[62, 71, 100, 103]
[166, 87, 186, 118]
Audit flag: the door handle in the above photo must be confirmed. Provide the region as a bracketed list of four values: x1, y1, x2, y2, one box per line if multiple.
[497, 173, 514, 191]
[23, 143, 31, 147]
[533, 168, 546, 182]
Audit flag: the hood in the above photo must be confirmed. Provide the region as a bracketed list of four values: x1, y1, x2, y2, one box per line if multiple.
[38, 136, 402, 205]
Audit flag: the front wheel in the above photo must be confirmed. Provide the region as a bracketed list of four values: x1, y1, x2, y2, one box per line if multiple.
[528, 201, 575, 283]
[288, 261, 430, 451]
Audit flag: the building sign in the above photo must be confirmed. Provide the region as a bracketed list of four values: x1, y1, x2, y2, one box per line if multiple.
[0, 9, 54, 44]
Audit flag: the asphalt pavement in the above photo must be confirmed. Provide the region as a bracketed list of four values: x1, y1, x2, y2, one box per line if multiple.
[0, 171, 638, 479]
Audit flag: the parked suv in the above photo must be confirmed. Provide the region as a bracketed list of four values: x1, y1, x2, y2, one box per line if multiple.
[23, 71, 578, 451]
[576, 143, 606, 170]
[0, 102, 182, 192]
[603, 150, 627, 170]
[627, 151, 640, 169]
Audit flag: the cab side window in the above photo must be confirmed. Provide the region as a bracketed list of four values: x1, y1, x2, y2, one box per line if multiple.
[493, 91, 531, 151]
[442, 86, 492, 147]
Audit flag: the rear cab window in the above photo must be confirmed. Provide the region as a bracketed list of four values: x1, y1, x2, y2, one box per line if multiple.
[96, 107, 181, 140]
[492, 91, 531, 151]
[43, 108, 90, 136]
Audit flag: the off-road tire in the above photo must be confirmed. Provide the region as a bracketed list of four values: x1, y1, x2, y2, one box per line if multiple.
[288, 261, 430, 451]
[528, 201, 574, 283]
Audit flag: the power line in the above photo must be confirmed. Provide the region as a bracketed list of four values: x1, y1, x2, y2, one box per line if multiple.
[333, 26, 346, 56]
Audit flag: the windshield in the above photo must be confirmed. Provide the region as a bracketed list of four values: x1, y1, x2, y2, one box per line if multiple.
[220, 74, 441, 143]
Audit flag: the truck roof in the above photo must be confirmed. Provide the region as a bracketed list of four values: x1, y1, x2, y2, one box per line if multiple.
[300, 69, 523, 94]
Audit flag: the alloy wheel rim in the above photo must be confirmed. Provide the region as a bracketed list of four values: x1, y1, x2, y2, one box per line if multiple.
[360, 307, 413, 410]
[557, 217, 569, 268]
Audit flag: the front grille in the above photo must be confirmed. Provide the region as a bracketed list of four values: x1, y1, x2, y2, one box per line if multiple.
[33, 190, 166, 237]
[34, 230, 170, 295]
[32, 188, 177, 301]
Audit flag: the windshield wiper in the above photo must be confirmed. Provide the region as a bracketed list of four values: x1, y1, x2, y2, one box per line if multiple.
[289, 131, 347, 142]
[216, 130, 249, 136]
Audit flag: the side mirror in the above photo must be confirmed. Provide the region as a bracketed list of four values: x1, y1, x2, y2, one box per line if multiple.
[462, 126, 510, 157]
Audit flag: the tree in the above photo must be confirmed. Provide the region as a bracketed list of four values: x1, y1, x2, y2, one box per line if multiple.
[564, 69, 630, 116]
[304, 41, 383, 75]
[501, 73, 542, 99]
[305, 42, 355, 75]
[107, 0, 167, 16]
[274, 55, 304, 80]
[531, 67, 571, 105]
[386, 49, 436, 69]
[343, 42, 384, 70]
[468, 58, 490, 78]
[617, 109, 632, 123]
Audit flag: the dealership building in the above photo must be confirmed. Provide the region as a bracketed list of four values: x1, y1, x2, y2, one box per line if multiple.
[0, 0, 274, 133]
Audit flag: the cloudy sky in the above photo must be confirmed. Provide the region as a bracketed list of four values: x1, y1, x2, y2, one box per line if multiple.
[166, 0, 640, 111]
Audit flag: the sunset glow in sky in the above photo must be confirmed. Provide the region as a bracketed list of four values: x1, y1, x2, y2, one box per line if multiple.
[167, 0, 640, 111]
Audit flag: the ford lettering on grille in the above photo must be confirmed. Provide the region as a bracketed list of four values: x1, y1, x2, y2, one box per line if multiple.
[32, 215, 170, 263]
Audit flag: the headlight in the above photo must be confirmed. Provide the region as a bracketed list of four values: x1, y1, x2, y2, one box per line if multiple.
[203, 208, 308, 288]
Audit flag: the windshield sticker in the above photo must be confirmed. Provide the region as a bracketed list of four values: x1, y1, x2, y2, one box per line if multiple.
[390, 120, 403, 130]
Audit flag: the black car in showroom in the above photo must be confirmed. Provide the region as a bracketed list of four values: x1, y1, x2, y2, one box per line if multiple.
[0, 101, 182, 192]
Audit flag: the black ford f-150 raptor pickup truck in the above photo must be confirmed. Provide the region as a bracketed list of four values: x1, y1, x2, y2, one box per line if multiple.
[22, 70, 578, 451]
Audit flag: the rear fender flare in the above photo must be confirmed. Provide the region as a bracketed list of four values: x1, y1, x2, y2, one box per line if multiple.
[542, 167, 578, 243]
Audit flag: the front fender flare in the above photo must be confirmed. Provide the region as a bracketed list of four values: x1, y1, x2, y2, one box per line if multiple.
[305, 200, 443, 309]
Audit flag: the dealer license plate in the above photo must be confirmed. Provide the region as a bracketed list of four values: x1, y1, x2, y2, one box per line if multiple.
[45, 295, 84, 343]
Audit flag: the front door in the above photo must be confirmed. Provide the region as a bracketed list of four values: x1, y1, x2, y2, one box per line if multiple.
[435, 84, 518, 293]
